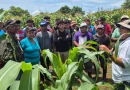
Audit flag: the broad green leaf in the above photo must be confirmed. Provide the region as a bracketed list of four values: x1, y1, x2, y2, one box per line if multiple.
[33, 65, 54, 83]
[78, 82, 98, 90]
[0, 60, 21, 90]
[42, 49, 67, 79]
[10, 81, 20, 90]
[32, 68, 40, 90]
[19, 70, 32, 90]
[56, 62, 79, 90]
[83, 40, 100, 46]
[21, 62, 32, 72]
[0, 10, 8, 21]
[78, 47, 100, 81]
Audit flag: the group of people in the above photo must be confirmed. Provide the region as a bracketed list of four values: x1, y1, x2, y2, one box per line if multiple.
[0, 15, 130, 89]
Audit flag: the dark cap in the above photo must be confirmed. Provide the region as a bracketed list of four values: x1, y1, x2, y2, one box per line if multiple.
[64, 19, 70, 24]
[40, 21, 48, 26]
[5, 20, 21, 28]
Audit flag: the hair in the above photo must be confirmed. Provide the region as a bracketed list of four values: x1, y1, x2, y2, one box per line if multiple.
[57, 20, 64, 25]
[26, 19, 34, 23]
[84, 18, 90, 22]
[64, 19, 70, 24]
[44, 16, 50, 20]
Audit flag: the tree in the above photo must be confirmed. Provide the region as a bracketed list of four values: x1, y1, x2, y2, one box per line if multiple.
[59, 5, 71, 14]
[71, 6, 85, 16]
[122, 0, 130, 9]
[0, 8, 4, 14]
[8, 6, 30, 16]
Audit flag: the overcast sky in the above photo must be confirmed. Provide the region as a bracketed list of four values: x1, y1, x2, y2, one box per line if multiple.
[0, 0, 125, 14]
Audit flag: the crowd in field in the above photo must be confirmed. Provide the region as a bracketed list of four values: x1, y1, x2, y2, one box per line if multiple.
[0, 15, 130, 90]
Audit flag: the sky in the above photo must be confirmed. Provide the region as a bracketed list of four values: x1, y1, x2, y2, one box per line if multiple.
[0, 0, 125, 14]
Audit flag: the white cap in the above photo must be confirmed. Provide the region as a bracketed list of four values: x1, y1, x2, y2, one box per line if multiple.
[121, 15, 129, 20]
[80, 23, 87, 27]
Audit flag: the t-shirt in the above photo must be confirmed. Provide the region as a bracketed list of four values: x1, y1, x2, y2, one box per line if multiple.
[36, 31, 52, 51]
[104, 23, 112, 36]
[93, 34, 110, 47]
[73, 31, 93, 45]
[112, 37, 130, 83]
[112, 28, 120, 38]
[0, 30, 5, 36]
[20, 37, 40, 65]
[88, 25, 96, 35]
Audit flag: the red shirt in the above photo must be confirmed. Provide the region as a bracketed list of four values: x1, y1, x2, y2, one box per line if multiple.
[17, 30, 25, 41]
[105, 24, 112, 36]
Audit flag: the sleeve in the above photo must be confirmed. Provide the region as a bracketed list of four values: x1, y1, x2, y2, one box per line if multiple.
[119, 45, 130, 68]
[73, 32, 77, 41]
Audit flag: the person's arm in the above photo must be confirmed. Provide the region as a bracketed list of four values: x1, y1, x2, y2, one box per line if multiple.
[99, 45, 126, 68]
[73, 32, 79, 47]
[73, 41, 79, 47]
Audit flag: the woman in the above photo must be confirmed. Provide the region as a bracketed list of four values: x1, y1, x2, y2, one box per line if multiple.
[20, 27, 40, 65]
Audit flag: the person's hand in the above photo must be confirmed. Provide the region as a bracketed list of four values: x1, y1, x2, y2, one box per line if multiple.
[99, 45, 111, 53]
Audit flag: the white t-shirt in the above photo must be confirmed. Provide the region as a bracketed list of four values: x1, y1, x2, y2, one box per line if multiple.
[78, 36, 87, 45]
[112, 37, 130, 83]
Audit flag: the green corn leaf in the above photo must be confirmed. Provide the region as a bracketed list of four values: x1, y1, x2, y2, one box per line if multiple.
[21, 62, 32, 72]
[19, 70, 32, 90]
[32, 68, 40, 90]
[0, 60, 22, 90]
[10, 81, 20, 90]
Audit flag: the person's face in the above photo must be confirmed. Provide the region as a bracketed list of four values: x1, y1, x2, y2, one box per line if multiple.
[119, 26, 130, 40]
[27, 31, 35, 39]
[85, 21, 90, 25]
[95, 21, 99, 25]
[97, 28, 105, 35]
[99, 20, 104, 24]
[58, 23, 65, 30]
[0, 22, 4, 30]
[65, 23, 70, 29]
[80, 26, 87, 33]
[27, 22, 33, 27]
[41, 25, 47, 30]
[7, 24, 20, 34]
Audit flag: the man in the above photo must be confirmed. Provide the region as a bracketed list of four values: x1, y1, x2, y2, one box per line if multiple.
[53, 20, 71, 62]
[0, 21, 5, 36]
[44, 16, 53, 33]
[100, 19, 130, 89]
[84, 19, 96, 35]
[111, 15, 129, 42]
[73, 23, 93, 78]
[99, 17, 112, 37]
[93, 24, 110, 81]
[36, 21, 52, 67]
[0, 20, 24, 68]
[36, 21, 53, 52]
[64, 19, 74, 48]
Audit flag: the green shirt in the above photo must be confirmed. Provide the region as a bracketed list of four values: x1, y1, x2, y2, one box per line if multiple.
[112, 28, 120, 38]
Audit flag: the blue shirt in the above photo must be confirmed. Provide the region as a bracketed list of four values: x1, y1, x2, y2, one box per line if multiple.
[88, 25, 96, 35]
[20, 37, 40, 65]
[0, 30, 5, 36]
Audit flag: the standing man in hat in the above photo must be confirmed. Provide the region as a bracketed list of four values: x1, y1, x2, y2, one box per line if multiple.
[100, 19, 130, 89]
[93, 24, 110, 81]
[0, 20, 24, 68]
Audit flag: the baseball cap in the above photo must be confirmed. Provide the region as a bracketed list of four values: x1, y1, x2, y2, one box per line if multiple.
[40, 21, 48, 26]
[80, 23, 87, 28]
[116, 19, 130, 29]
[5, 20, 21, 28]
[121, 15, 129, 20]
